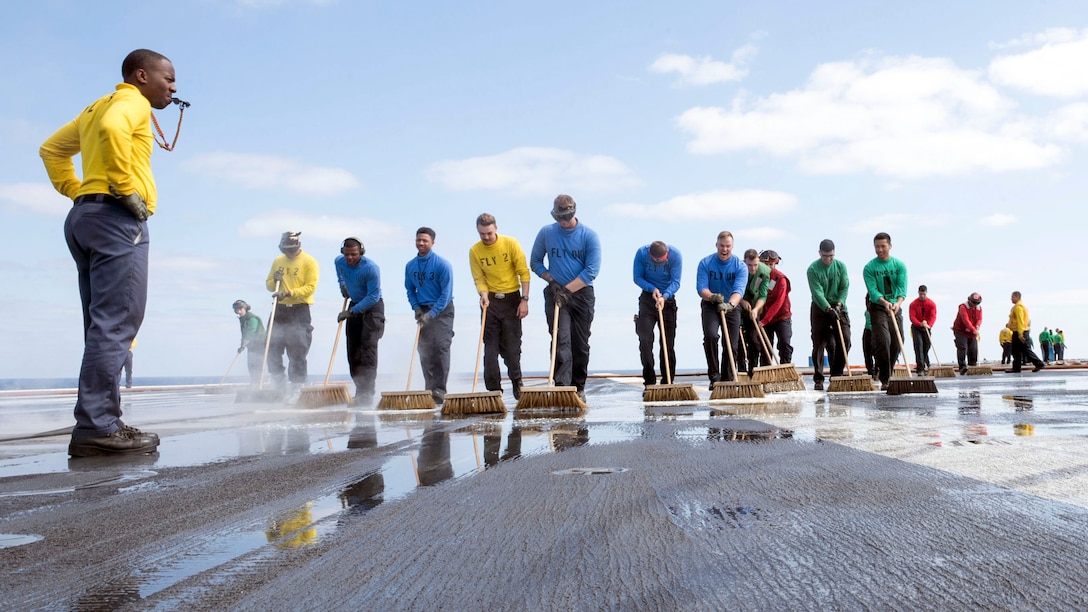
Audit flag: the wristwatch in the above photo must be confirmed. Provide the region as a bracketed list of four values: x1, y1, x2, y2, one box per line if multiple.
[521, 296, 529, 302]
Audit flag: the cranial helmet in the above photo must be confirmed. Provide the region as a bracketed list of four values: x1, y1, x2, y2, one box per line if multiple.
[233, 300, 250, 312]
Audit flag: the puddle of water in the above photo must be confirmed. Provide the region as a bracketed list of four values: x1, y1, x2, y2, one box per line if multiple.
[0, 533, 44, 549]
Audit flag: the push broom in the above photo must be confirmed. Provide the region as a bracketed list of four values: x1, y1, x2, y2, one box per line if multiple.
[376, 322, 436, 410]
[516, 301, 586, 412]
[923, 328, 957, 378]
[643, 303, 698, 402]
[827, 317, 877, 392]
[750, 321, 804, 392]
[443, 304, 505, 415]
[206, 350, 241, 394]
[710, 309, 764, 399]
[236, 280, 285, 403]
[297, 297, 353, 408]
[887, 308, 938, 395]
[965, 333, 993, 375]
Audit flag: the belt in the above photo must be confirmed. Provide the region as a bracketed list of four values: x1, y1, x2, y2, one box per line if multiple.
[74, 193, 119, 205]
[489, 291, 520, 300]
[277, 303, 309, 308]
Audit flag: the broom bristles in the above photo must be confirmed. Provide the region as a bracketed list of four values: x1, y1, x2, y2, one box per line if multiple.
[827, 375, 877, 393]
[441, 392, 506, 415]
[928, 366, 957, 379]
[965, 365, 993, 376]
[643, 384, 699, 402]
[296, 384, 352, 408]
[886, 376, 938, 395]
[376, 390, 437, 410]
[762, 378, 807, 393]
[750, 364, 800, 384]
[515, 386, 586, 412]
[710, 381, 765, 399]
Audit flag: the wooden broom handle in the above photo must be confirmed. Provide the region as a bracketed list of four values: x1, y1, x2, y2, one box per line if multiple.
[753, 318, 775, 365]
[923, 327, 945, 367]
[656, 302, 672, 383]
[719, 310, 740, 380]
[471, 305, 487, 393]
[220, 350, 242, 385]
[549, 301, 561, 386]
[834, 316, 854, 377]
[257, 279, 280, 390]
[406, 322, 423, 391]
[324, 296, 350, 385]
[888, 306, 913, 378]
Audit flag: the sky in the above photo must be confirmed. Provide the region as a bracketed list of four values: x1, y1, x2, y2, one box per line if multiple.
[3, 0, 1088, 381]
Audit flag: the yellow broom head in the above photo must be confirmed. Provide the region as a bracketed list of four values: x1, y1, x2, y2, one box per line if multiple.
[642, 384, 699, 402]
[826, 375, 877, 393]
[296, 384, 352, 408]
[710, 381, 765, 400]
[927, 365, 957, 379]
[441, 391, 506, 415]
[376, 390, 436, 410]
[515, 386, 586, 412]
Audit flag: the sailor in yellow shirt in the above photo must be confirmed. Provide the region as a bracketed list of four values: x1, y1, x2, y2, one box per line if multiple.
[266, 231, 320, 392]
[1006, 291, 1043, 373]
[40, 49, 176, 457]
[469, 213, 530, 399]
[999, 326, 1013, 364]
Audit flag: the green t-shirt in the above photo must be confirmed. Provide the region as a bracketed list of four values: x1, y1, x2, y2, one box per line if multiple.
[863, 257, 907, 306]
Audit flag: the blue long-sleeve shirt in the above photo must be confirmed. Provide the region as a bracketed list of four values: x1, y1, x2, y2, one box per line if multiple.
[404, 251, 453, 318]
[530, 222, 601, 286]
[335, 254, 381, 314]
[696, 253, 748, 299]
[633, 244, 682, 299]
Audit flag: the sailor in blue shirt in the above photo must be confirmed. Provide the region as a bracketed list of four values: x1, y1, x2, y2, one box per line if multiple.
[633, 241, 682, 386]
[404, 227, 455, 404]
[695, 231, 748, 387]
[335, 237, 385, 406]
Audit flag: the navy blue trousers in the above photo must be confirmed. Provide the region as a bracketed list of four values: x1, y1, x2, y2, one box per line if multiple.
[64, 200, 148, 438]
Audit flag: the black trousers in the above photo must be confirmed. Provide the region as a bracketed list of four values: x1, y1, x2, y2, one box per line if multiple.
[543, 286, 594, 391]
[701, 302, 741, 383]
[810, 304, 850, 384]
[1001, 342, 1012, 364]
[763, 318, 794, 364]
[869, 305, 902, 385]
[268, 304, 313, 384]
[346, 299, 385, 399]
[483, 293, 523, 393]
[862, 328, 875, 376]
[1011, 332, 1043, 372]
[418, 303, 455, 401]
[910, 325, 932, 372]
[954, 331, 978, 369]
[635, 292, 677, 385]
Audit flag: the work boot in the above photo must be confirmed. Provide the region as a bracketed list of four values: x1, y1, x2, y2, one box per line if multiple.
[69, 427, 159, 457]
[1033, 362, 1044, 372]
[813, 381, 824, 391]
[120, 424, 159, 444]
[511, 379, 523, 400]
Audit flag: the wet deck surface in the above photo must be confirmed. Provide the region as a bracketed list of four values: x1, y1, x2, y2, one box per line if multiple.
[2, 371, 1088, 609]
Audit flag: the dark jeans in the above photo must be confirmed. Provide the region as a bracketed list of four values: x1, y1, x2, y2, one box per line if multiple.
[346, 299, 385, 399]
[701, 301, 741, 383]
[910, 325, 932, 372]
[418, 303, 455, 401]
[268, 304, 313, 384]
[810, 304, 850, 384]
[64, 199, 149, 439]
[543, 286, 595, 390]
[763, 318, 794, 364]
[1011, 332, 1043, 372]
[954, 331, 978, 370]
[869, 305, 903, 384]
[483, 293, 523, 393]
[1001, 342, 1012, 364]
[1041, 342, 1051, 363]
[635, 292, 677, 385]
[862, 328, 875, 376]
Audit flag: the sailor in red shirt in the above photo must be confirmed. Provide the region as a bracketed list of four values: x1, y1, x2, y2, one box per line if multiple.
[908, 285, 937, 375]
[758, 250, 793, 364]
[952, 293, 983, 375]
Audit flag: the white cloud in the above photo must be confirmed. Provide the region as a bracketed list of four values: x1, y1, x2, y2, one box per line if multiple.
[990, 28, 1084, 50]
[603, 189, 797, 221]
[981, 213, 1016, 227]
[1044, 102, 1088, 142]
[989, 32, 1088, 98]
[426, 147, 640, 195]
[848, 212, 949, 234]
[0, 183, 71, 217]
[239, 209, 404, 248]
[675, 55, 1063, 178]
[648, 44, 757, 86]
[183, 152, 361, 197]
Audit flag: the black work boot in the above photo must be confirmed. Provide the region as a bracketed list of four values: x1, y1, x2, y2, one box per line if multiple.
[69, 427, 159, 457]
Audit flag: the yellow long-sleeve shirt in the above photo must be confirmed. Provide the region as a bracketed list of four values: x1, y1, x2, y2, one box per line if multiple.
[40, 83, 158, 214]
[999, 327, 1012, 344]
[1007, 303, 1030, 333]
[469, 235, 530, 295]
[267, 251, 320, 305]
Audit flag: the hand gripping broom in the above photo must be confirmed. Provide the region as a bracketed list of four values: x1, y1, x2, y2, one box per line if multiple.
[516, 301, 586, 412]
[643, 302, 698, 402]
[827, 317, 877, 392]
[377, 322, 437, 410]
[443, 304, 505, 415]
[753, 321, 805, 392]
[710, 309, 764, 399]
[887, 306, 938, 395]
[297, 297, 353, 408]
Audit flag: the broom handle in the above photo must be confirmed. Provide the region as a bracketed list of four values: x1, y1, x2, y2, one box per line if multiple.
[548, 301, 561, 386]
[834, 316, 854, 377]
[923, 327, 945, 367]
[406, 322, 423, 391]
[737, 319, 752, 369]
[323, 296, 350, 386]
[471, 305, 487, 393]
[719, 310, 740, 381]
[257, 279, 281, 390]
[888, 305, 913, 378]
[656, 303, 672, 383]
[220, 350, 242, 385]
[753, 318, 775, 365]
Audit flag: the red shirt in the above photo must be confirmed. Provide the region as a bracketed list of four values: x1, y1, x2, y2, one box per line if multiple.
[760, 267, 792, 325]
[952, 303, 982, 335]
[909, 297, 937, 327]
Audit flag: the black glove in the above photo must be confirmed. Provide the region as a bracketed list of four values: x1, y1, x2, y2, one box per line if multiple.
[340, 285, 349, 299]
[273, 269, 285, 282]
[827, 305, 840, 321]
[414, 308, 427, 326]
[108, 185, 149, 222]
[708, 293, 725, 305]
[337, 310, 352, 323]
[273, 289, 290, 300]
[718, 301, 734, 314]
[550, 281, 571, 307]
[237, 346, 245, 354]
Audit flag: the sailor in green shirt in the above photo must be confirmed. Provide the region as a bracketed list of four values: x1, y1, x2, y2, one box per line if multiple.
[863, 232, 908, 390]
[234, 299, 266, 385]
[806, 239, 850, 391]
[740, 249, 770, 373]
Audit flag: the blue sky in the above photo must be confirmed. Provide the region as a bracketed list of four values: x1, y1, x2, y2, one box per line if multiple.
[3, 0, 1087, 379]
